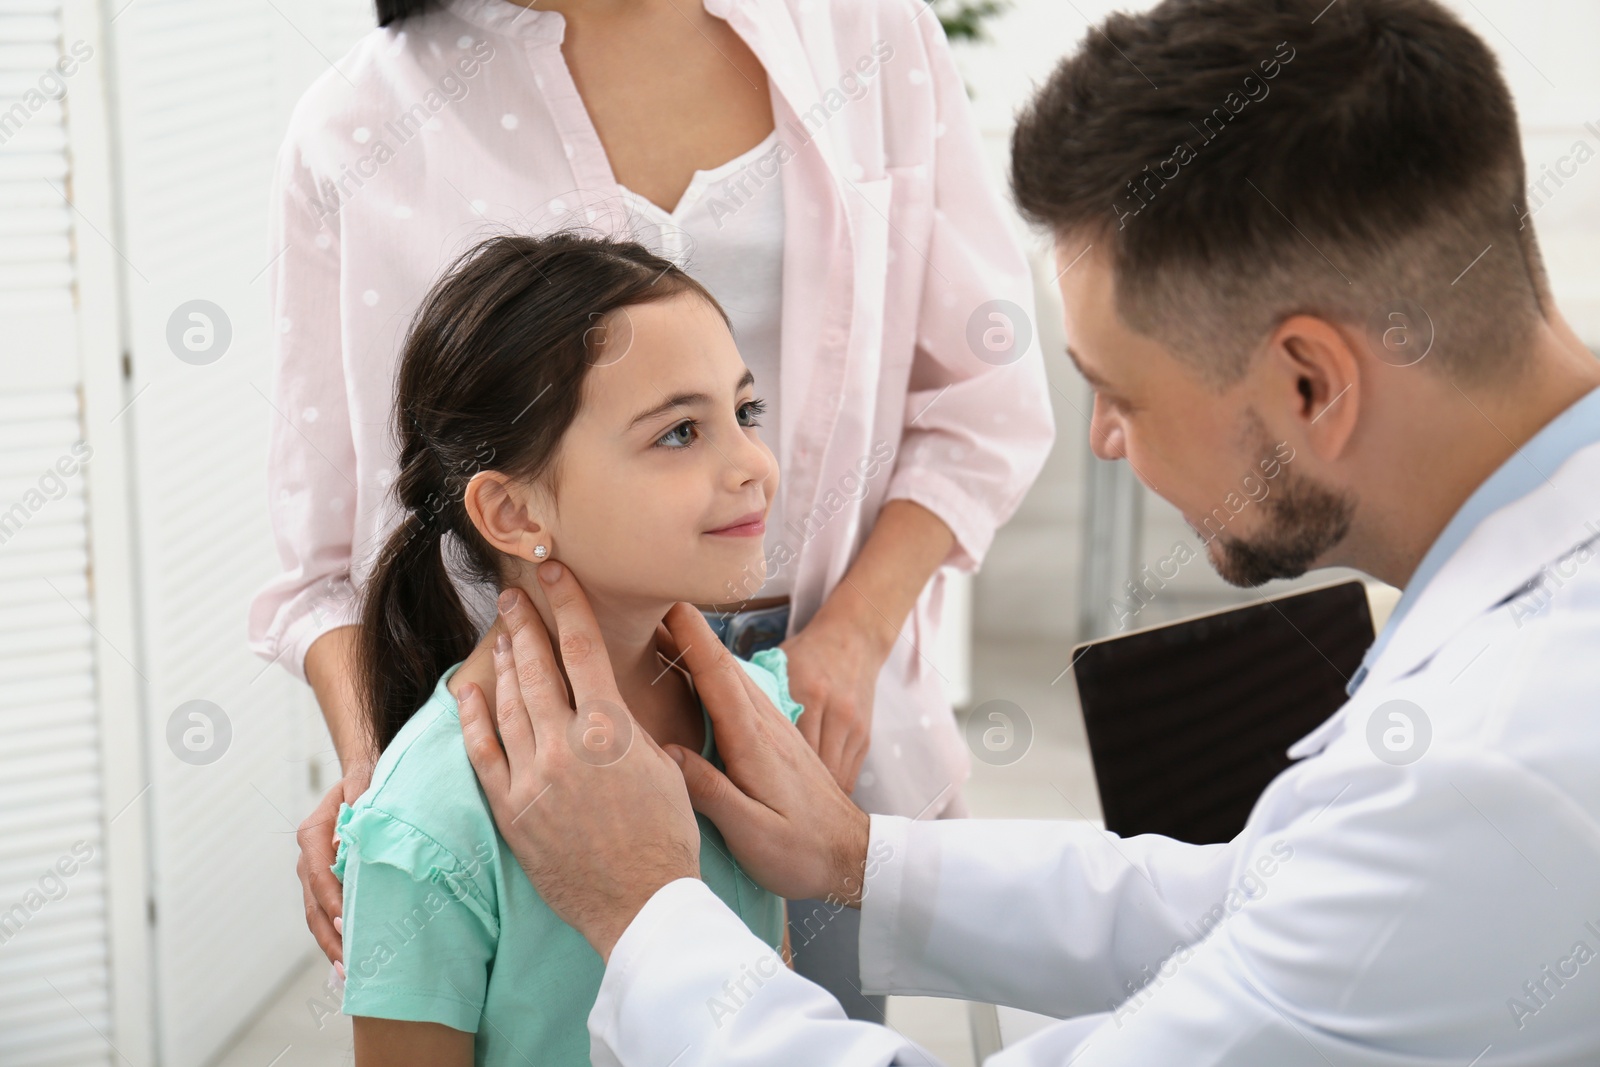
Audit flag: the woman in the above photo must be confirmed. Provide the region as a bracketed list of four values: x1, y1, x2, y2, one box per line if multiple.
[248, 0, 1054, 1016]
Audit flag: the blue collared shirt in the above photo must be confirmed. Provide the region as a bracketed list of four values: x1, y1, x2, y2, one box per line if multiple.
[1347, 383, 1600, 695]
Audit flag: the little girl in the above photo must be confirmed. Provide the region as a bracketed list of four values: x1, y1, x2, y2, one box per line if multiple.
[331, 232, 805, 1065]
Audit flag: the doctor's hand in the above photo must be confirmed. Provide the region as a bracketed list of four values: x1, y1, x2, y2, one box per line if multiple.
[456, 569, 701, 963]
[658, 603, 873, 907]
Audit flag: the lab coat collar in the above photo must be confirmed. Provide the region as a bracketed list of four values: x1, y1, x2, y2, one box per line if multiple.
[1357, 439, 1600, 690]
[1287, 434, 1600, 761]
[1346, 384, 1600, 695]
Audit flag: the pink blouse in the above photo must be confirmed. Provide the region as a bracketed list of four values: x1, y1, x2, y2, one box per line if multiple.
[247, 0, 1055, 818]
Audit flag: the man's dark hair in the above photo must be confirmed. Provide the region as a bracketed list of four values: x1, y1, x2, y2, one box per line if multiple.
[1010, 0, 1548, 384]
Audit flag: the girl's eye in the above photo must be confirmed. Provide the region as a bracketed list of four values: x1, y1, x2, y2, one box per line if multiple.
[656, 420, 697, 449]
[654, 398, 768, 450]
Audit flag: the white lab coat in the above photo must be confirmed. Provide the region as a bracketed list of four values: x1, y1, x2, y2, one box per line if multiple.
[586, 439, 1600, 1066]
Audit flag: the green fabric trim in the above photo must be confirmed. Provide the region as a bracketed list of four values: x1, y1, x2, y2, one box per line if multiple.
[333, 802, 500, 939]
[746, 646, 806, 725]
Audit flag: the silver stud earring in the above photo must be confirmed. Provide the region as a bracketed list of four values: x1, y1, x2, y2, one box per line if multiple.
[533, 545, 548, 559]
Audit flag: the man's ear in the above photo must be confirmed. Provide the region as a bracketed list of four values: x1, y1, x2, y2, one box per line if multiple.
[463, 470, 547, 562]
[1265, 314, 1362, 460]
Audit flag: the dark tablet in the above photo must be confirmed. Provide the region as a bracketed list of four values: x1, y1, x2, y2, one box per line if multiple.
[1070, 579, 1374, 845]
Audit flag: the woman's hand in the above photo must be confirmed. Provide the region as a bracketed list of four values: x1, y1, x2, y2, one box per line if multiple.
[297, 763, 372, 968]
[457, 566, 701, 964]
[780, 499, 957, 795]
[300, 624, 377, 968]
[779, 601, 893, 795]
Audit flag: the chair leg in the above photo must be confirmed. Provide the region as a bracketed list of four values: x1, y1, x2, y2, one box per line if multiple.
[969, 1001, 1003, 1063]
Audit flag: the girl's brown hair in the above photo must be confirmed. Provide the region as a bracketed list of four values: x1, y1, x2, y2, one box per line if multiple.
[357, 232, 723, 751]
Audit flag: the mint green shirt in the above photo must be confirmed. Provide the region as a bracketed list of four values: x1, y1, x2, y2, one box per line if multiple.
[332, 648, 805, 1064]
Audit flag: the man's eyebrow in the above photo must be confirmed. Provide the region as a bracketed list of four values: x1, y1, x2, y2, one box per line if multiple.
[626, 368, 757, 431]
[1064, 345, 1111, 389]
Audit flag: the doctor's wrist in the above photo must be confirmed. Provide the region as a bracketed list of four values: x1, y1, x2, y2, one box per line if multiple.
[828, 805, 873, 909]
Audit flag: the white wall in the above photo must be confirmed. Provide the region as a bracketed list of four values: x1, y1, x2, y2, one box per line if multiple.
[2, 2, 371, 1065]
[101, 2, 370, 1061]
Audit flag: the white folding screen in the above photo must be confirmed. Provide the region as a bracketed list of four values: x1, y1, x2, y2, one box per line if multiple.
[0, 1, 118, 1063]
[100, 2, 371, 1063]
[3, 1, 367, 1064]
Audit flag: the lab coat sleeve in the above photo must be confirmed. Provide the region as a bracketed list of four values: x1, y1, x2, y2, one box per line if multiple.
[588, 878, 936, 1067]
[593, 753, 1600, 1067]
[859, 814, 1236, 1018]
[879, 5, 1056, 575]
[995, 748, 1600, 1064]
[588, 813, 1237, 1067]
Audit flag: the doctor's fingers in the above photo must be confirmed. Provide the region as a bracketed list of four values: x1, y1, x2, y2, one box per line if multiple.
[664, 602, 792, 729]
[671, 694, 861, 902]
[534, 560, 629, 714]
[457, 680, 513, 801]
[495, 585, 571, 757]
[653, 619, 678, 661]
[671, 744, 767, 837]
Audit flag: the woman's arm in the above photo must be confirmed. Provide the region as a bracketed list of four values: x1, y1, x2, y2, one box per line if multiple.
[353, 1018, 473, 1065]
[252, 121, 374, 965]
[247, 129, 364, 682]
[781, 499, 955, 792]
[306, 624, 375, 769]
[781, 9, 1053, 797]
[298, 624, 377, 966]
[874, 5, 1055, 580]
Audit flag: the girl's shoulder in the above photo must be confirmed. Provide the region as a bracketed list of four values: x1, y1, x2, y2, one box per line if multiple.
[332, 664, 502, 932]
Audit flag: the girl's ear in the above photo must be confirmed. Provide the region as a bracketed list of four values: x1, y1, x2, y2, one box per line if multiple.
[463, 469, 549, 562]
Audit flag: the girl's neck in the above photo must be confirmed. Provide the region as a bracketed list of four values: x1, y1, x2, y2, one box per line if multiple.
[451, 579, 704, 756]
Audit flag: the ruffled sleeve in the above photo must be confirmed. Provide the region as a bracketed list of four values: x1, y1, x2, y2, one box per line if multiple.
[333, 802, 499, 939]
[333, 800, 500, 1031]
[740, 647, 806, 727]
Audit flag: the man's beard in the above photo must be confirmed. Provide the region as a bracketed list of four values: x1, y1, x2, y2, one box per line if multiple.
[1206, 466, 1354, 587]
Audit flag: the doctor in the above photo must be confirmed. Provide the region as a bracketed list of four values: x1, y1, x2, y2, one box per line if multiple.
[453, 0, 1600, 1061]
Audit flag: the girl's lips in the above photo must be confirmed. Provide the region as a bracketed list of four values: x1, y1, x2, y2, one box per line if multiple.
[705, 514, 766, 536]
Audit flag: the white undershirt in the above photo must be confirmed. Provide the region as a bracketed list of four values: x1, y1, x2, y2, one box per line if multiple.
[619, 130, 791, 599]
